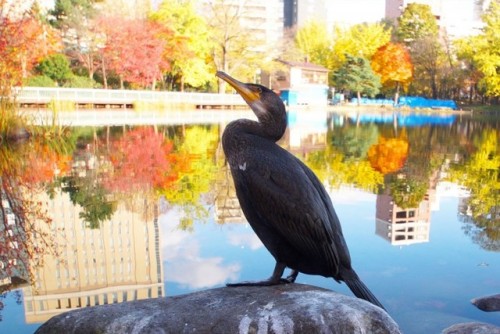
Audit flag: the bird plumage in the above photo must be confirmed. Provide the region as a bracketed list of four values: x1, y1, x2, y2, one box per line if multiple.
[217, 71, 384, 310]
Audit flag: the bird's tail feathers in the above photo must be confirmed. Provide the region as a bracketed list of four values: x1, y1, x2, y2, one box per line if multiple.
[344, 277, 385, 311]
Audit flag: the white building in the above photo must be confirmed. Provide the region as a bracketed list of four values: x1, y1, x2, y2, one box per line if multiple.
[386, 0, 490, 39]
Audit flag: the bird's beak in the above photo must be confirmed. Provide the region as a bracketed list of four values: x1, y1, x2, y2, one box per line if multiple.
[216, 71, 260, 105]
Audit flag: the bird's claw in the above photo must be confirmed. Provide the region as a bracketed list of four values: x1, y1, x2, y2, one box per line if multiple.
[226, 277, 293, 287]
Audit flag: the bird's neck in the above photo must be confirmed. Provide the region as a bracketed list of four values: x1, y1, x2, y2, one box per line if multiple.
[224, 117, 285, 143]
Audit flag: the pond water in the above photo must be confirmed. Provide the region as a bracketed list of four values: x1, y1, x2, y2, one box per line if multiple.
[0, 109, 499, 333]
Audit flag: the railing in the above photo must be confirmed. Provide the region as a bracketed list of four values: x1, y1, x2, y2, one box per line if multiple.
[13, 87, 247, 107]
[26, 109, 256, 126]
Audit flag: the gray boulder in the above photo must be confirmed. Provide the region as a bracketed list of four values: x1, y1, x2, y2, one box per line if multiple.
[36, 283, 400, 334]
[442, 322, 500, 334]
[471, 294, 500, 312]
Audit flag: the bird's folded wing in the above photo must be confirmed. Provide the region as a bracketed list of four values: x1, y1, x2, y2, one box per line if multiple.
[240, 155, 341, 271]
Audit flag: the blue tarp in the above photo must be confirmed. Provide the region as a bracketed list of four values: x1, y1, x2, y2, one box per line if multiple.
[397, 96, 457, 110]
[348, 113, 456, 126]
[349, 98, 395, 106]
[349, 96, 457, 110]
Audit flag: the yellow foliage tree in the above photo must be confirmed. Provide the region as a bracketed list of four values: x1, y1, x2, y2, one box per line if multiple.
[329, 22, 391, 72]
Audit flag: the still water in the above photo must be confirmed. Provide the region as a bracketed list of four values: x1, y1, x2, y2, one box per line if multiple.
[0, 109, 498, 333]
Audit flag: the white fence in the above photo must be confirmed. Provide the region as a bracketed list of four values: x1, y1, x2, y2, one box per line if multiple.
[14, 87, 246, 107]
[26, 109, 256, 126]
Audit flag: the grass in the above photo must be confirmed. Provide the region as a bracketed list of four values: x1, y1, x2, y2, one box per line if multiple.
[456, 103, 500, 114]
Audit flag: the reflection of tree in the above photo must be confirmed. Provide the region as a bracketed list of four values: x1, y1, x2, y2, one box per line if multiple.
[449, 129, 499, 249]
[105, 127, 174, 192]
[62, 175, 116, 229]
[304, 122, 383, 192]
[0, 141, 67, 295]
[0, 290, 22, 322]
[60, 131, 116, 229]
[306, 136, 384, 193]
[389, 176, 428, 209]
[332, 123, 379, 159]
[161, 126, 219, 229]
[368, 134, 409, 174]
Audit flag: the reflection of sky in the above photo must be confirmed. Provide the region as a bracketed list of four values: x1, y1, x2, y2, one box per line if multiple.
[163, 185, 499, 333]
[160, 208, 241, 293]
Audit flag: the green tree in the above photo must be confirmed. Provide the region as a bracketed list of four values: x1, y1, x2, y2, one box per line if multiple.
[329, 22, 391, 72]
[150, 0, 213, 91]
[333, 54, 381, 104]
[36, 53, 72, 85]
[396, 3, 439, 44]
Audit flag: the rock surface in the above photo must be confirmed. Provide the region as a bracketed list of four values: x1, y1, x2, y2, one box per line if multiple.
[442, 322, 500, 334]
[471, 294, 500, 312]
[36, 283, 401, 334]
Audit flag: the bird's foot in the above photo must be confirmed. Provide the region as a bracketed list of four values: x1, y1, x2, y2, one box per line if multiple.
[226, 277, 293, 287]
[285, 270, 299, 283]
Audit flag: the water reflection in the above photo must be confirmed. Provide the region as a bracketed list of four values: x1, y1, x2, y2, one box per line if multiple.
[22, 189, 163, 323]
[0, 110, 498, 333]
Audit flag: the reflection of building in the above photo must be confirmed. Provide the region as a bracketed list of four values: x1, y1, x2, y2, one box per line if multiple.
[285, 110, 328, 152]
[375, 193, 432, 246]
[23, 190, 163, 323]
[214, 148, 246, 224]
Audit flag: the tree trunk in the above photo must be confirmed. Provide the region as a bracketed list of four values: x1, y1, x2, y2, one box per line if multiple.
[394, 82, 400, 105]
[102, 59, 108, 89]
[357, 91, 361, 106]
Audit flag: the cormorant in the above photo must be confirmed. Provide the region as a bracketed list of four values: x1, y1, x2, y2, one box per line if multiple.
[217, 71, 385, 310]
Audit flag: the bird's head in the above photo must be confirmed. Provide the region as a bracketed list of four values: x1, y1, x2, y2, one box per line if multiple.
[216, 71, 287, 139]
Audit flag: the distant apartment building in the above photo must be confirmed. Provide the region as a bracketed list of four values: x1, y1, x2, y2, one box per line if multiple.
[22, 190, 163, 323]
[200, 0, 284, 54]
[284, 0, 386, 29]
[386, 0, 490, 39]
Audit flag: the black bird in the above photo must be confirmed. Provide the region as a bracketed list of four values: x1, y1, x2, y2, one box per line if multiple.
[217, 71, 385, 310]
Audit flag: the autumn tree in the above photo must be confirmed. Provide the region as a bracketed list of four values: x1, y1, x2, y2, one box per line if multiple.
[332, 54, 381, 104]
[0, 2, 59, 92]
[329, 22, 392, 72]
[454, 0, 500, 99]
[204, 0, 262, 92]
[98, 16, 170, 89]
[149, 0, 213, 91]
[371, 42, 413, 104]
[454, 37, 484, 103]
[294, 21, 331, 67]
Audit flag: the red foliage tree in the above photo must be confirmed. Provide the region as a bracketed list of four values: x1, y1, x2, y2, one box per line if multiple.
[97, 16, 171, 89]
[0, 2, 61, 95]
